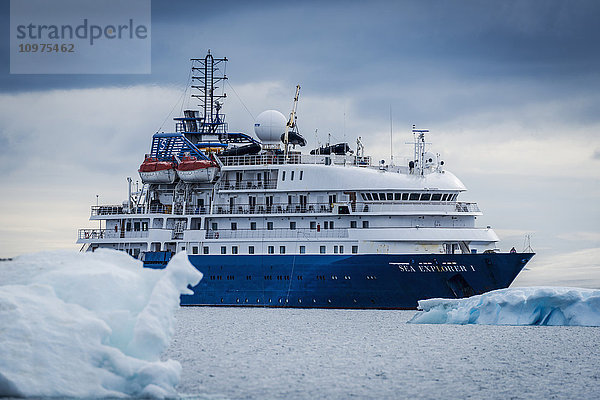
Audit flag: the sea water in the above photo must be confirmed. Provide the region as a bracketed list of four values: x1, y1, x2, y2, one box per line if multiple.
[166, 307, 600, 399]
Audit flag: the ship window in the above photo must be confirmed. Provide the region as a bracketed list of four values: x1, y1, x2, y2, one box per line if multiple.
[280, 246, 286, 254]
[362, 220, 369, 228]
[310, 221, 316, 230]
[350, 221, 357, 228]
[221, 246, 226, 254]
[334, 245, 339, 254]
[300, 170, 303, 180]
[402, 193, 409, 201]
[291, 171, 295, 180]
[249, 246, 254, 254]
[361, 193, 367, 200]
[268, 246, 274, 254]
[142, 222, 148, 231]
[282, 171, 286, 181]
[324, 221, 329, 229]
[267, 222, 274, 230]
[300, 246, 306, 254]
[379, 193, 386, 200]
[442, 194, 448, 201]
[420, 193, 431, 201]
[211, 222, 218, 230]
[203, 246, 209, 254]
[232, 246, 238, 254]
[329, 221, 334, 229]
[251, 222, 257, 230]
[432, 193, 442, 201]
[339, 245, 344, 254]
[126, 221, 132, 231]
[231, 222, 237, 230]
[290, 221, 296, 230]
[372, 193, 379, 200]
[134, 222, 140, 231]
[386, 193, 393, 200]
[365, 193, 373, 201]
[409, 193, 420, 201]
[394, 193, 401, 200]
[320, 246, 326, 254]
[192, 246, 198, 255]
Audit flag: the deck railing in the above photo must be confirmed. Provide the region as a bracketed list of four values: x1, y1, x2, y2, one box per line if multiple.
[220, 154, 372, 167]
[91, 201, 480, 217]
[78, 228, 149, 240]
[220, 179, 278, 190]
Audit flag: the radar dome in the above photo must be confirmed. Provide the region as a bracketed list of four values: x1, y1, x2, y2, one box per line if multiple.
[254, 110, 287, 144]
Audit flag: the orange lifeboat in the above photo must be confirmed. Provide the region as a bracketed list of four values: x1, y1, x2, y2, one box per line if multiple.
[176, 156, 219, 182]
[138, 157, 176, 184]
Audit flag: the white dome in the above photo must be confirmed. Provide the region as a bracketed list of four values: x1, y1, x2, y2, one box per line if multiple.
[254, 110, 287, 144]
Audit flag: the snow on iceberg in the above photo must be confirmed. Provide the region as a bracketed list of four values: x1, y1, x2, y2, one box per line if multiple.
[408, 287, 600, 326]
[0, 249, 202, 398]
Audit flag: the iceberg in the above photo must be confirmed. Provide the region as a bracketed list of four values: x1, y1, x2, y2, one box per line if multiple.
[408, 287, 600, 326]
[0, 249, 202, 398]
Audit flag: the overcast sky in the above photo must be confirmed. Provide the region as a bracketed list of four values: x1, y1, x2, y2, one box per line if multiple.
[1, 0, 599, 286]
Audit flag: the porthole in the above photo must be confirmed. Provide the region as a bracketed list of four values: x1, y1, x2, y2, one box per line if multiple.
[313, 299, 316, 303]
[328, 299, 332, 303]
[257, 299, 260, 303]
[298, 299, 302, 303]
[354, 299, 357, 303]
[279, 298, 282, 303]
[245, 298, 248, 303]
[220, 298, 223, 303]
[236, 298, 240, 303]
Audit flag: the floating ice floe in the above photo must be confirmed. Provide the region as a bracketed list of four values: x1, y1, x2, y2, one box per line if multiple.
[0, 249, 202, 398]
[408, 287, 600, 326]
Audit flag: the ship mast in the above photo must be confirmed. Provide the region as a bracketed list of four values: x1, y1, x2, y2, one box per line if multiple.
[191, 50, 228, 134]
[412, 124, 429, 176]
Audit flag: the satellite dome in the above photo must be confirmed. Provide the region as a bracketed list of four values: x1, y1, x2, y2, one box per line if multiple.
[254, 110, 287, 144]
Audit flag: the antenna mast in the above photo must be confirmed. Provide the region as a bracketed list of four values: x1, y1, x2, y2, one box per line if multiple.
[190, 50, 228, 134]
[389, 106, 393, 165]
[412, 124, 429, 176]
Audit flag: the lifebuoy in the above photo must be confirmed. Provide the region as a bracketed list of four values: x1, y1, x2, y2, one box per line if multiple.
[114, 225, 118, 233]
[85, 232, 90, 239]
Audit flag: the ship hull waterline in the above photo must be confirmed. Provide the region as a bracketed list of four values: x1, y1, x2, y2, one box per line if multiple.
[144, 252, 534, 309]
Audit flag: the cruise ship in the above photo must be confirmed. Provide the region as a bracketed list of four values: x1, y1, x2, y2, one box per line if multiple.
[77, 51, 534, 309]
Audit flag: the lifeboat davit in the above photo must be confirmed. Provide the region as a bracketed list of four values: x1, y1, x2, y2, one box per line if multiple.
[138, 157, 176, 184]
[176, 156, 219, 183]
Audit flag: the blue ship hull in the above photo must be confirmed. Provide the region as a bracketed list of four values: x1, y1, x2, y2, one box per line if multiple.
[144, 252, 534, 309]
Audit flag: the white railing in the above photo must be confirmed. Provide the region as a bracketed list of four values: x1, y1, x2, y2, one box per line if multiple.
[91, 201, 479, 217]
[78, 229, 149, 240]
[220, 180, 278, 190]
[353, 201, 480, 213]
[220, 153, 372, 167]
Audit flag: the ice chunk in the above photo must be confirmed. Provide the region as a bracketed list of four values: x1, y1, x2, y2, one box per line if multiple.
[0, 250, 201, 398]
[408, 287, 600, 326]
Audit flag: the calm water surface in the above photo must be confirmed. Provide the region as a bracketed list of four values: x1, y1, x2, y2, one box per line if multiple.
[165, 307, 600, 399]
